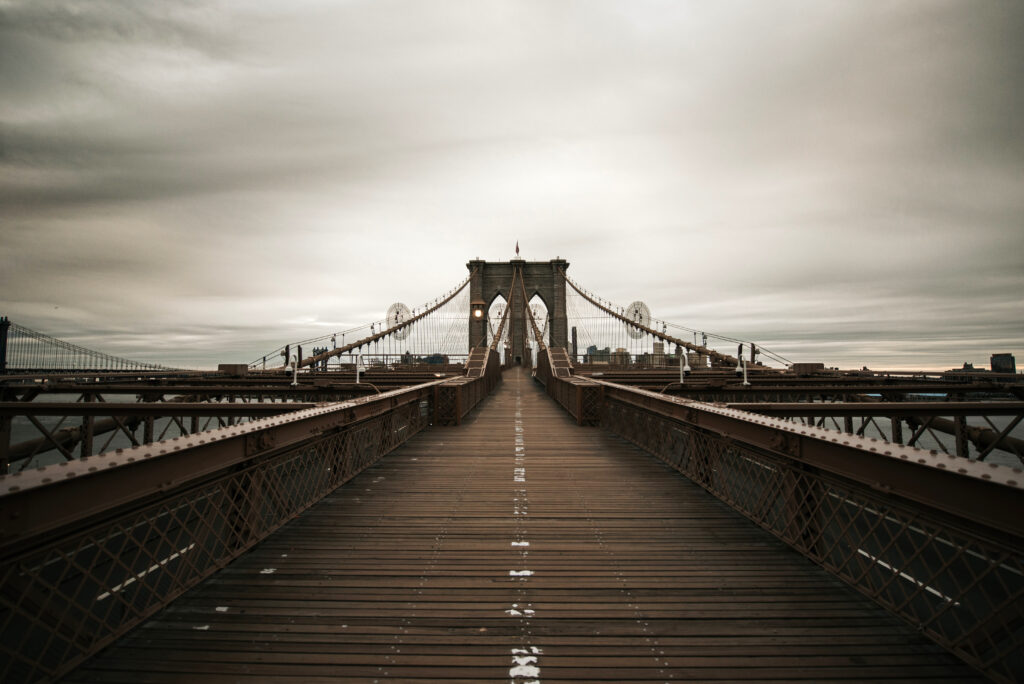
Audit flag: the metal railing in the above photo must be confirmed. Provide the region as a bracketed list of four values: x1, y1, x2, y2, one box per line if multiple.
[0, 380, 448, 683]
[727, 401, 1024, 466]
[538, 367, 1024, 682]
[0, 400, 316, 474]
[534, 347, 602, 425]
[434, 348, 503, 425]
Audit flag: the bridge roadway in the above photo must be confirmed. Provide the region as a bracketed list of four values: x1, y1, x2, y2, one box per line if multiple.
[68, 368, 980, 682]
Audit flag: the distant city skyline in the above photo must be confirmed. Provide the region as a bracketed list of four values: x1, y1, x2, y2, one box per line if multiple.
[2, 1, 1022, 371]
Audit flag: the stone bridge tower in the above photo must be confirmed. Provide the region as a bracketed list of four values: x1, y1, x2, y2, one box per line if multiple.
[467, 258, 569, 364]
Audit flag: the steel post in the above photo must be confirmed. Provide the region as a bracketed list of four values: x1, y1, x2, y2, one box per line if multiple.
[0, 317, 9, 373]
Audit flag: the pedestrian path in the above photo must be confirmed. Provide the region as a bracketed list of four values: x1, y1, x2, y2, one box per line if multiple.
[69, 367, 979, 682]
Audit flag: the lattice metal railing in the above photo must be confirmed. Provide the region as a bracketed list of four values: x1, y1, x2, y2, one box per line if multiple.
[0, 400, 316, 474]
[0, 387, 435, 683]
[727, 401, 1024, 467]
[600, 394, 1024, 682]
[434, 348, 503, 426]
[534, 347, 601, 425]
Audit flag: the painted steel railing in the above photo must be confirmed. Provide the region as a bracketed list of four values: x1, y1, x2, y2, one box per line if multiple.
[534, 347, 602, 425]
[540, 368, 1024, 682]
[0, 380, 449, 683]
[434, 348, 503, 425]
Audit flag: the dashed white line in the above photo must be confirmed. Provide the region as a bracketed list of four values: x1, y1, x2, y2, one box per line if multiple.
[96, 543, 196, 601]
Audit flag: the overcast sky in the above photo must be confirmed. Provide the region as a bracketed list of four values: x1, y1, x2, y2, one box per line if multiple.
[2, 0, 1022, 370]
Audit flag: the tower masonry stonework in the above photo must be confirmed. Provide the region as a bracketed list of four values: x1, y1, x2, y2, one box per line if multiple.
[467, 258, 569, 364]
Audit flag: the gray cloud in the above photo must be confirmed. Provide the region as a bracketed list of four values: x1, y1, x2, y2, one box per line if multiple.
[1, 0, 1021, 370]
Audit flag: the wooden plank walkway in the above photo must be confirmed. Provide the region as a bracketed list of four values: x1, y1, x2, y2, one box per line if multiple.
[69, 367, 980, 682]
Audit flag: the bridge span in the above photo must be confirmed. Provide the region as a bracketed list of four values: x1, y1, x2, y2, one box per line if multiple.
[1, 256, 1022, 682]
[62, 367, 981, 682]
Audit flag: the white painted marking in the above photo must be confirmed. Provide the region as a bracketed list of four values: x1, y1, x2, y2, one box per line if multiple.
[509, 646, 543, 680]
[215, 606, 229, 613]
[856, 548, 960, 605]
[192, 625, 210, 631]
[96, 543, 196, 601]
[511, 541, 530, 547]
[505, 608, 523, 616]
[509, 570, 534, 576]
[260, 568, 277, 574]
[833, 493, 1023, 577]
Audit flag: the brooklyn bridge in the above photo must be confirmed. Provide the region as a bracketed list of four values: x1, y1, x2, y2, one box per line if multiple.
[1, 257, 1021, 682]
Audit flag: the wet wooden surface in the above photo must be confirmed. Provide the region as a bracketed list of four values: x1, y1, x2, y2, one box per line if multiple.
[70, 367, 980, 682]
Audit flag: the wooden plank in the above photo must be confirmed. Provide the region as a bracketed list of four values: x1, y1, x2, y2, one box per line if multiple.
[68, 367, 982, 682]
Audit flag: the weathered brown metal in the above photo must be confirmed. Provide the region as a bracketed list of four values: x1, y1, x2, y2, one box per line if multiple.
[0, 380, 447, 549]
[725, 401, 1024, 416]
[434, 348, 503, 425]
[595, 381, 1024, 538]
[1, 371, 510, 683]
[533, 346, 601, 425]
[727, 401, 1024, 463]
[531, 369, 1022, 681]
[63, 368, 983, 683]
[0, 401, 319, 416]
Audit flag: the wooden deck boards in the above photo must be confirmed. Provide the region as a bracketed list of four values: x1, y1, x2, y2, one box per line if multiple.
[69, 367, 980, 682]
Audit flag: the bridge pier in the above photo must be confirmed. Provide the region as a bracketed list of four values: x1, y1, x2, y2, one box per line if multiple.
[467, 258, 569, 364]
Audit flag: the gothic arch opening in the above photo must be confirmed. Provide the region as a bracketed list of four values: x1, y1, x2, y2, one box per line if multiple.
[487, 294, 508, 356]
[527, 293, 549, 350]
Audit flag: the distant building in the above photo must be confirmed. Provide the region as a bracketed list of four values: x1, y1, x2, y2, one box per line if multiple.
[653, 341, 665, 366]
[610, 347, 631, 365]
[991, 353, 1017, 374]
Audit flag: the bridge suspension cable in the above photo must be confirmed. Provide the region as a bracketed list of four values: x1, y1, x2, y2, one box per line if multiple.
[488, 269, 516, 354]
[252, 271, 476, 371]
[0, 317, 178, 374]
[521, 270, 547, 353]
[561, 271, 791, 368]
